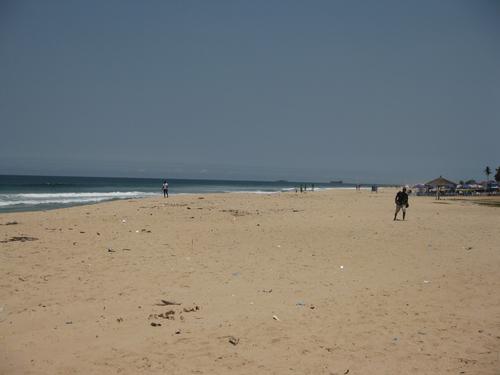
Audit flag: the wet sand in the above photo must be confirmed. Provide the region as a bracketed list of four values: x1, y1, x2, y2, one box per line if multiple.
[1, 188, 499, 374]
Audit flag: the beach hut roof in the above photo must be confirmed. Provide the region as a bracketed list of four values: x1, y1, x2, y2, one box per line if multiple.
[425, 176, 457, 187]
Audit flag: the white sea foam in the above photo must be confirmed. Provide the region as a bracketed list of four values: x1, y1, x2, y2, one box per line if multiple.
[224, 190, 281, 194]
[0, 191, 157, 207]
[8, 192, 156, 199]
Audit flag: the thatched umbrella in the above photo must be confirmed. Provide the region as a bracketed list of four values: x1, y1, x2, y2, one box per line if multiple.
[426, 176, 457, 199]
[425, 176, 457, 188]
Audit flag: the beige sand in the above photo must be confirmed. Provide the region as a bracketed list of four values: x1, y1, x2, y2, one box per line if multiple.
[1, 188, 499, 374]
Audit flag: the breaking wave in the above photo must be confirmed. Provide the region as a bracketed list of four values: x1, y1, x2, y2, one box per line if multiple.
[0, 191, 157, 207]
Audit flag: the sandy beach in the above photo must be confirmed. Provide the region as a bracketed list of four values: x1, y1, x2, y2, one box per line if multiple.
[1, 188, 499, 374]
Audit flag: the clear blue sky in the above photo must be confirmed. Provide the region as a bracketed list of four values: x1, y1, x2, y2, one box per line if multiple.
[1, 0, 499, 183]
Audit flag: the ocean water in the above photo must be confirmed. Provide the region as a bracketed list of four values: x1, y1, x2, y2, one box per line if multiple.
[0, 175, 350, 213]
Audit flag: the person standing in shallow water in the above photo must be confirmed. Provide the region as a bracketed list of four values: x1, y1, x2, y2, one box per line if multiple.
[394, 187, 409, 221]
[162, 180, 169, 198]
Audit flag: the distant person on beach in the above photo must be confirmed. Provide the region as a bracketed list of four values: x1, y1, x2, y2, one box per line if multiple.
[312, 183, 315, 191]
[162, 180, 169, 198]
[300, 185, 303, 193]
[394, 187, 409, 221]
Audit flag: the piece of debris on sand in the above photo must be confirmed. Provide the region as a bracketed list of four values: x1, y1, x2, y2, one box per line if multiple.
[0, 236, 38, 243]
[157, 299, 181, 306]
[183, 306, 200, 313]
[1, 221, 19, 226]
[149, 310, 176, 320]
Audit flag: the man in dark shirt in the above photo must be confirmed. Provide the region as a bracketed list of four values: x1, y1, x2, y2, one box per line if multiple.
[394, 187, 409, 221]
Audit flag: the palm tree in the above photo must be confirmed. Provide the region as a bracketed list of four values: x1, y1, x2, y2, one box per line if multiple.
[484, 166, 491, 194]
[485, 166, 491, 181]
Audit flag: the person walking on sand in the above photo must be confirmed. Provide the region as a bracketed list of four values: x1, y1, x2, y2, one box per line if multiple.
[162, 180, 169, 198]
[394, 187, 409, 221]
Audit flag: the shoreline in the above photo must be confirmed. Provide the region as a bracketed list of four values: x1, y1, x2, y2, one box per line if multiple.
[2, 186, 497, 216]
[0, 186, 372, 215]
